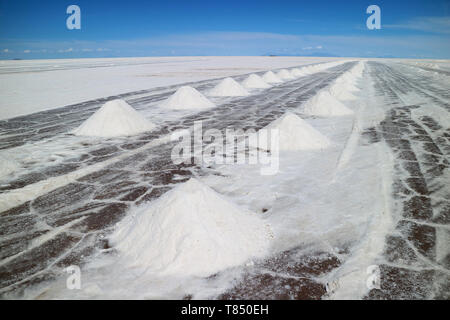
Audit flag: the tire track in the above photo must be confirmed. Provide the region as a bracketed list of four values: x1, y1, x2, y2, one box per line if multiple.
[364, 62, 449, 300]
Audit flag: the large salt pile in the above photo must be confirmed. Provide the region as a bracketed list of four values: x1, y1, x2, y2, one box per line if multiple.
[276, 69, 295, 80]
[109, 178, 273, 277]
[262, 71, 283, 84]
[159, 86, 215, 110]
[251, 112, 330, 151]
[303, 90, 354, 116]
[72, 99, 156, 137]
[242, 74, 271, 89]
[208, 77, 249, 97]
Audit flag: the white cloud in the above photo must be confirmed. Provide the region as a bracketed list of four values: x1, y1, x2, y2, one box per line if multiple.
[23, 49, 31, 53]
[3, 30, 449, 58]
[58, 48, 74, 53]
[302, 45, 322, 50]
[385, 16, 450, 34]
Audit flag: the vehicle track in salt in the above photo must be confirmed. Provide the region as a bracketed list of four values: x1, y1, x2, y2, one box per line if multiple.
[362, 62, 449, 300]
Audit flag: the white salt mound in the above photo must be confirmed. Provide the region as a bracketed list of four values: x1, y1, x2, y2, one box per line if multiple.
[242, 74, 271, 89]
[251, 112, 330, 151]
[72, 99, 155, 137]
[110, 178, 273, 277]
[262, 71, 283, 84]
[329, 83, 357, 100]
[276, 69, 295, 80]
[290, 68, 305, 78]
[0, 155, 18, 179]
[303, 90, 354, 116]
[350, 62, 364, 78]
[301, 66, 314, 75]
[335, 74, 359, 92]
[208, 77, 250, 97]
[160, 86, 215, 110]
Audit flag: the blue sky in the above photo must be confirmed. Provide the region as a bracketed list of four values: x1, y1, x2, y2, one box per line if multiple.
[0, 0, 449, 59]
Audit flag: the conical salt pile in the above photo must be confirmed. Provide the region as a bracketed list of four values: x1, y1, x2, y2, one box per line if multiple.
[110, 178, 272, 277]
[262, 71, 283, 84]
[335, 74, 359, 92]
[301, 66, 314, 75]
[242, 74, 271, 89]
[303, 90, 354, 116]
[329, 83, 357, 100]
[72, 99, 156, 137]
[351, 63, 364, 78]
[290, 68, 305, 78]
[159, 86, 216, 110]
[251, 112, 331, 151]
[208, 77, 250, 97]
[276, 69, 295, 80]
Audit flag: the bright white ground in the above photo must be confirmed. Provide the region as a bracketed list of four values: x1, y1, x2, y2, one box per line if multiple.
[0, 56, 348, 120]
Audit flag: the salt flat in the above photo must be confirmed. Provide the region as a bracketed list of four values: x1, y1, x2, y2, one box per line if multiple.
[0, 56, 343, 120]
[0, 58, 449, 300]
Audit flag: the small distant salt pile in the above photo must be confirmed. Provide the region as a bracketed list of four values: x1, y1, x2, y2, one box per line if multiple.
[300, 65, 316, 75]
[0, 155, 18, 179]
[242, 74, 271, 89]
[350, 62, 364, 78]
[308, 65, 320, 72]
[303, 90, 354, 116]
[72, 99, 155, 137]
[208, 77, 250, 97]
[110, 178, 272, 277]
[251, 112, 330, 151]
[335, 73, 359, 92]
[276, 69, 295, 80]
[262, 71, 283, 84]
[329, 62, 365, 101]
[160, 86, 215, 110]
[290, 68, 305, 78]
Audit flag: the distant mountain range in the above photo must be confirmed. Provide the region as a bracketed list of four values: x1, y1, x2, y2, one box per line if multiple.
[266, 52, 340, 57]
